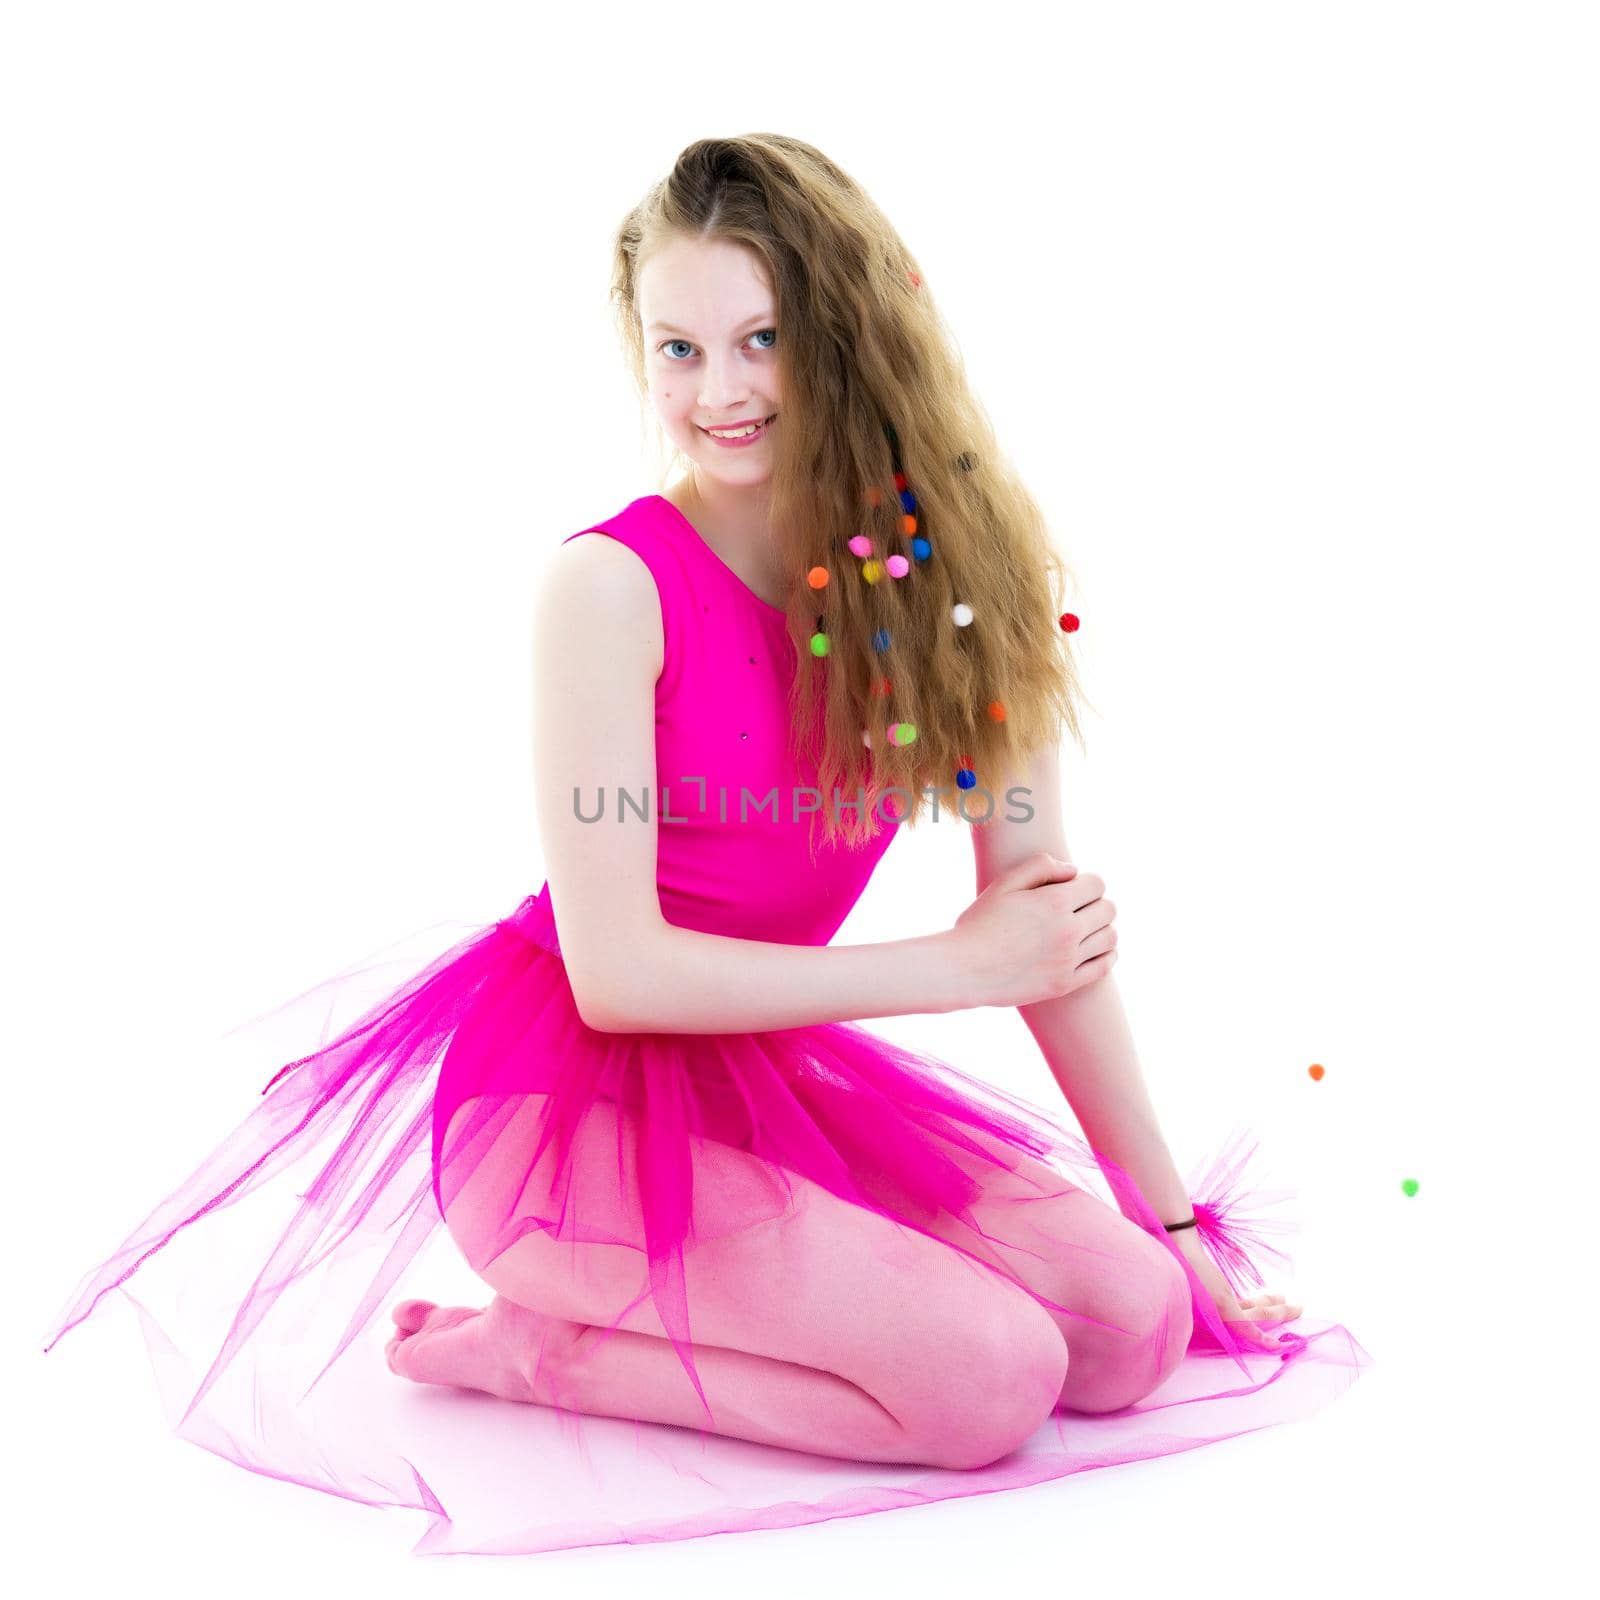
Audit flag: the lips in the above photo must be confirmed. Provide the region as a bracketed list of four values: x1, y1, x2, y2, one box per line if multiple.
[699, 414, 777, 438]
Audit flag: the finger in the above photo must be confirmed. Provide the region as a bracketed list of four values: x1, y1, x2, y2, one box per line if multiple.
[1222, 1318, 1281, 1351]
[1069, 873, 1107, 912]
[1041, 869, 1104, 909]
[1236, 1302, 1303, 1325]
[1012, 852, 1079, 891]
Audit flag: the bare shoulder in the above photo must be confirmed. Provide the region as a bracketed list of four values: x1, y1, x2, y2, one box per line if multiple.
[534, 529, 663, 682]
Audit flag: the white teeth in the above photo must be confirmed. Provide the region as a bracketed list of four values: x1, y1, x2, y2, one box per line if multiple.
[706, 417, 770, 438]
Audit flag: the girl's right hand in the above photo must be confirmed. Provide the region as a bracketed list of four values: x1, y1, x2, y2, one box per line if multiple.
[948, 852, 1118, 1009]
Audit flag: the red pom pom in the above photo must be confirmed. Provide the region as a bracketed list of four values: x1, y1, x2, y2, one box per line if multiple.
[893, 472, 907, 492]
[1058, 612, 1080, 633]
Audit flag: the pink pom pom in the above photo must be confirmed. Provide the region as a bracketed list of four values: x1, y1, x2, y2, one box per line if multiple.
[1083, 1126, 1301, 1375]
[847, 535, 873, 558]
[886, 554, 910, 578]
[1185, 1131, 1297, 1303]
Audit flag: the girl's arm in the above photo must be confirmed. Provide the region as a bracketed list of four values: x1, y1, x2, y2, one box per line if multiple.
[972, 743, 1193, 1222]
[531, 535, 971, 1035]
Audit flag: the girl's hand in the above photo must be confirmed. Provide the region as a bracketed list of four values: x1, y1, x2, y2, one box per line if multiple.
[1167, 1223, 1303, 1352]
[950, 852, 1118, 1009]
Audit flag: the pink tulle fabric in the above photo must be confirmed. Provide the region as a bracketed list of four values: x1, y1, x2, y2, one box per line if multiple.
[40, 496, 1371, 1554]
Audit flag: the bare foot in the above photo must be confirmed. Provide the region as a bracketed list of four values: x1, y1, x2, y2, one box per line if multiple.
[385, 1293, 584, 1402]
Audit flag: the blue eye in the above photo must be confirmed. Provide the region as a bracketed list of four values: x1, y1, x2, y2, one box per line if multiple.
[658, 329, 778, 361]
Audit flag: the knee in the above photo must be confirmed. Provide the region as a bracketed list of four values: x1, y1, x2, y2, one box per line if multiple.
[905, 1293, 1069, 1471]
[1153, 1246, 1195, 1378]
[1130, 1243, 1193, 1392]
[1070, 1244, 1193, 1415]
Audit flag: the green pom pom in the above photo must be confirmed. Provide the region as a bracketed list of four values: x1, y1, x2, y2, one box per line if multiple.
[808, 632, 829, 657]
[1401, 1178, 1419, 1197]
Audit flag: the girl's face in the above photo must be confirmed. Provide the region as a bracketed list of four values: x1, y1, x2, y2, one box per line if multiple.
[637, 235, 783, 488]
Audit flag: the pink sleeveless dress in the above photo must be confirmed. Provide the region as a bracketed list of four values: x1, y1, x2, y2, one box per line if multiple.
[41, 494, 1369, 1556]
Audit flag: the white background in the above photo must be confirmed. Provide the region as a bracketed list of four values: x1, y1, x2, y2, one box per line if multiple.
[8, 1, 1595, 1593]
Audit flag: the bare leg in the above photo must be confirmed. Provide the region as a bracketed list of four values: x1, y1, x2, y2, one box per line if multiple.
[899, 1122, 1195, 1413]
[388, 1291, 919, 1463]
[393, 1094, 1072, 1472]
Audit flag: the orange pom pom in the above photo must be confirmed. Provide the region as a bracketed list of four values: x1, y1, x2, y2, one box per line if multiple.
[865, 484, 882, 508]
[807, 566, 830, 589]
[902, 513, 916, 535]
[1308, 1063, 1325, 1082]
[988, 700, 1006, 721]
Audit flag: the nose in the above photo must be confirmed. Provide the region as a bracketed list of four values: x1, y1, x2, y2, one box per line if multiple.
[697, 348, 755, 414]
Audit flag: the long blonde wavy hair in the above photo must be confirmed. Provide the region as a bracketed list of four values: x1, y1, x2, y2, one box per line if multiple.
[608, 134, 1092, 854]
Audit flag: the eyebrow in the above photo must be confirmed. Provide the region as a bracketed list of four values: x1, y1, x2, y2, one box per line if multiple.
[644, 313, 775, 338]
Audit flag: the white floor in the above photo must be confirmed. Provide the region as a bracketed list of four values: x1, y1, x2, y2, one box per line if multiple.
[14, 1, 1592, 1590]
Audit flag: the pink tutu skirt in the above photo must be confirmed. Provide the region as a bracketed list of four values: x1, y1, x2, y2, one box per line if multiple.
[42, 895, 1371, 1556]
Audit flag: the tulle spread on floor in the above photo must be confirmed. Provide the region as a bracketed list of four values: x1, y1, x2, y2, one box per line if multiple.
[42, 901, 1371, 1556]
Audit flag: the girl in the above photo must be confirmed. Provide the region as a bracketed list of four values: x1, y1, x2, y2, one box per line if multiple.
[43, 134, 1369, 1556]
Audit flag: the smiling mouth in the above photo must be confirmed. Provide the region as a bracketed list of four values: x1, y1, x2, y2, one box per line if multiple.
[700, 414, 778, 439]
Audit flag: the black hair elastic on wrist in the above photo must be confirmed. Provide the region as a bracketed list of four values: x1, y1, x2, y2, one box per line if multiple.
[1163, 1216, 1199, 1232]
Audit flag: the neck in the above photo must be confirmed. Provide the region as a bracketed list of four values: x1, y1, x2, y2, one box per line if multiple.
[678, 476, 784, 591]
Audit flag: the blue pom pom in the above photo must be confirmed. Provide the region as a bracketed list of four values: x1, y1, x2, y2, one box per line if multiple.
[955, 768, 977, 790]
[911, 536, 931, 560]
[899, 489, 916, 514]
[872, 627, 891, 653]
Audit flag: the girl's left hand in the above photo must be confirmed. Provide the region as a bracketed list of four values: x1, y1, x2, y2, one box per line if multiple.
[1166, 1223, 1302, 1352]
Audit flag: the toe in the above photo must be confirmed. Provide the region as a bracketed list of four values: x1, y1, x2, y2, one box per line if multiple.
[391, 1298, 436, 1333]
[388, 1307, 484, 1387]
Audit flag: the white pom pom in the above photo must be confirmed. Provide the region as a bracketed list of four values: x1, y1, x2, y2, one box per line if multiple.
[951, 602, 974, 627]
